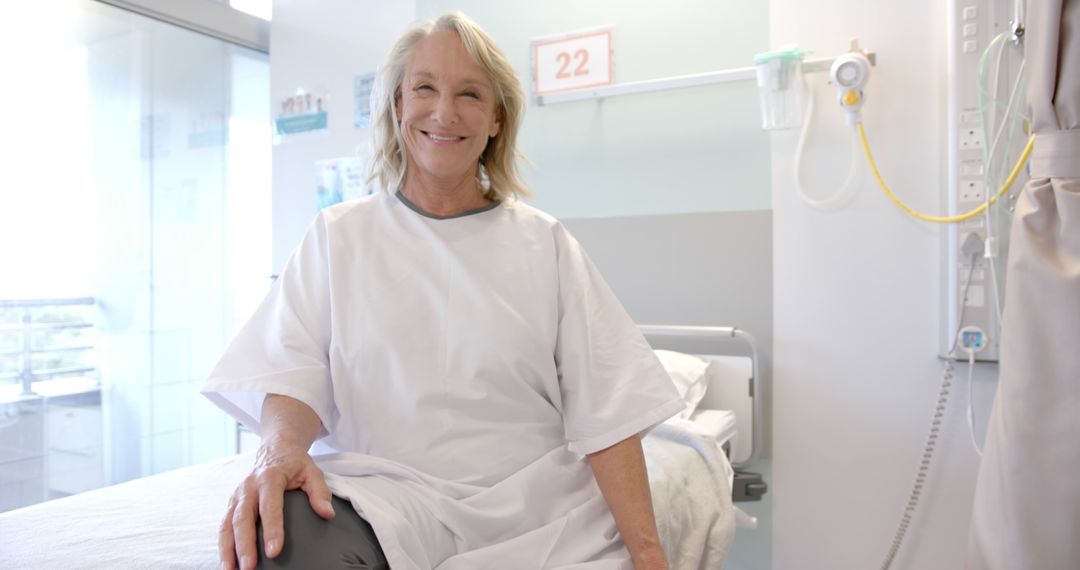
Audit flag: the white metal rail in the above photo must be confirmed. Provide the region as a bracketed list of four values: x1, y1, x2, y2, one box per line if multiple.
[638, 324, 762, 468]
[536, 53, 877, 106]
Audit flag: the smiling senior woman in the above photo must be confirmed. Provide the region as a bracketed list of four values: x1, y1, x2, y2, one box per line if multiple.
[202, 12, 684, 570]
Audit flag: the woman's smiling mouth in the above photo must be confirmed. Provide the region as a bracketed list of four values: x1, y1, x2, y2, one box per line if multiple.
[423, 131, 464, 142]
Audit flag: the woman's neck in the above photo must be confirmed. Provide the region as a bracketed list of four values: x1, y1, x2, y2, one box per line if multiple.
[399, 172, 492, 217]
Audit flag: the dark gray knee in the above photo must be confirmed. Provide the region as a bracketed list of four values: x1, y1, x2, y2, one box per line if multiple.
[257, 490, 389, 569]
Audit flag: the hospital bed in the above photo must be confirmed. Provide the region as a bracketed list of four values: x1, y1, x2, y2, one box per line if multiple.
[0, 325, 764, 569]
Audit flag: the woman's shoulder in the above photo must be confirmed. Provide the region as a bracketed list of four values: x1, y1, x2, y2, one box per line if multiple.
[504, 200, 588, 256]
[319, 192, 385, 226]
[500, 198, 568, 235]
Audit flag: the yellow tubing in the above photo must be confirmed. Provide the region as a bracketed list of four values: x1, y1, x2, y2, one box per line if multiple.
[857, 123, 1035, 223]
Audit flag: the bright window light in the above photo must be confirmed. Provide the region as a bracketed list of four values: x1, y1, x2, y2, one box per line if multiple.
[230, 0, 271, 20]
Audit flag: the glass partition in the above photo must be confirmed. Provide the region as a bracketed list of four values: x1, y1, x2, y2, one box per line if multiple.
[0, 0, 270, 512]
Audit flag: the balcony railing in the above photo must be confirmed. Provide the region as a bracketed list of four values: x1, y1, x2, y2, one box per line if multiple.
[0, 298, 98, 397]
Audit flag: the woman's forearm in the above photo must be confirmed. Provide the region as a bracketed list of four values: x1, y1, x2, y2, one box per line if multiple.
[260, 394, 322, 450]
[586, 435, 668, 569]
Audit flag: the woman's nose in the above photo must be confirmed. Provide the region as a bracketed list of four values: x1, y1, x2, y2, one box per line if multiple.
[431, 93, 459, 125]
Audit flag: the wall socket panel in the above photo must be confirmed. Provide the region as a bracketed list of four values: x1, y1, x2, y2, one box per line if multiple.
[943, 0, 1026, 362]
[960, 179, 986, 202]
[959, 126, 985, 150]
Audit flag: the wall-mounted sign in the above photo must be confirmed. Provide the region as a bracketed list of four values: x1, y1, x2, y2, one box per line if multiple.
[531, 28, 613, 96]
[354, 73, 376, 129]
[276, 89, 328, 136]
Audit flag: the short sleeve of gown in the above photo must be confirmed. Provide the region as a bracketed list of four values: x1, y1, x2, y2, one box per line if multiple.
[553, 225, 685, 456]
[200, 213, 337, 438]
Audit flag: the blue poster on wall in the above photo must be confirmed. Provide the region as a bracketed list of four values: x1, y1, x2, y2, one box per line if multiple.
[316, 156, 373, 210]
[276, 90, 328, 135]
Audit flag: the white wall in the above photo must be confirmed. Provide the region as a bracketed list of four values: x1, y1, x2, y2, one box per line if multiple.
[771, 0, 995, 568]
[270, 0, 415, 270]
[416, 0, 771, 219]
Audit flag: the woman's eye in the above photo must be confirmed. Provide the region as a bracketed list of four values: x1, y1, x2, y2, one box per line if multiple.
[415, 84, 434, 92]
[462, 91, 480, 99]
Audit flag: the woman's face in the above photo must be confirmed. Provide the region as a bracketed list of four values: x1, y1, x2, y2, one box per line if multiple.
[396, 29, 501, 188]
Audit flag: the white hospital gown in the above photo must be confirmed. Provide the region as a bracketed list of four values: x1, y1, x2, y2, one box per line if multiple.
[201, 191, 685, 570]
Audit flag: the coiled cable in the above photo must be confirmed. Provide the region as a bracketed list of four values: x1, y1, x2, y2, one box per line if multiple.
[880, 360, 955, 570]
[880, 255, 978, 570]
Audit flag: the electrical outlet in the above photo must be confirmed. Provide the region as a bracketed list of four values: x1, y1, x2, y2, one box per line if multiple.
[960, 127, 985, 150]
[960, 159, 985, 176]
[960, 179, 986, 201]
[962, 284, 986, 308]
[959, 110, 981, 125]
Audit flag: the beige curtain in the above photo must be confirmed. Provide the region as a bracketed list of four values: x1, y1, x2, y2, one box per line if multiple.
[967, 1, 1080, 568]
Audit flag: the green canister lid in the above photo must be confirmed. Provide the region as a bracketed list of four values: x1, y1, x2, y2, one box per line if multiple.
[754, 45, 809, 64]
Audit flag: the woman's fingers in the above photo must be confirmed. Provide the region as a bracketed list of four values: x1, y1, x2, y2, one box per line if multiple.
[219, 495, 239, 570]
[301, 465, 336, 520]
[231, 478, 264, 570]
[257, 472, 288, 559]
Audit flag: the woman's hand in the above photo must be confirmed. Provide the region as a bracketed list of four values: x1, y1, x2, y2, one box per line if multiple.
[220, 437, 335, 570]
[220, 395, 332, 570]
[632, 548, 671, 570]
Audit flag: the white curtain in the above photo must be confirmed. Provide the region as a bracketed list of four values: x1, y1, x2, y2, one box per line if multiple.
[967, 1, 1080, 568]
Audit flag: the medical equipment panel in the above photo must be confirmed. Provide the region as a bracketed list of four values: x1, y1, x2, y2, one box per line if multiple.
[943, 0, 1027, 361]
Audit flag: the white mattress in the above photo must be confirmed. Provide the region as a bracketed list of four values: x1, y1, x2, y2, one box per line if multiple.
[0, 452, 248, 569]
[683, 409, 738, 447]
[0, 417, 735, 570]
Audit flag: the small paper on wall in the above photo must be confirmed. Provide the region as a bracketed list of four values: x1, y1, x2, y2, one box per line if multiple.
[315, 155, 373, 210]
[354, 73, 376, 129]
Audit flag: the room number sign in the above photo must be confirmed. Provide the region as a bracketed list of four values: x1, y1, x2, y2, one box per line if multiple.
[532, 29, 613, 96]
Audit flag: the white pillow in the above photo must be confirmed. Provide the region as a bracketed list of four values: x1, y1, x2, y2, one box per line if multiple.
[654, 349, 711, 420]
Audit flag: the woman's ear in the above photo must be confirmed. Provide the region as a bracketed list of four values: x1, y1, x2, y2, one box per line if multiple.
[489, 107, 501, 138]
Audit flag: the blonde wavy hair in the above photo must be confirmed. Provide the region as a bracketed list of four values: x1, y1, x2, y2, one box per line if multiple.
[368, 12, 530, 201]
